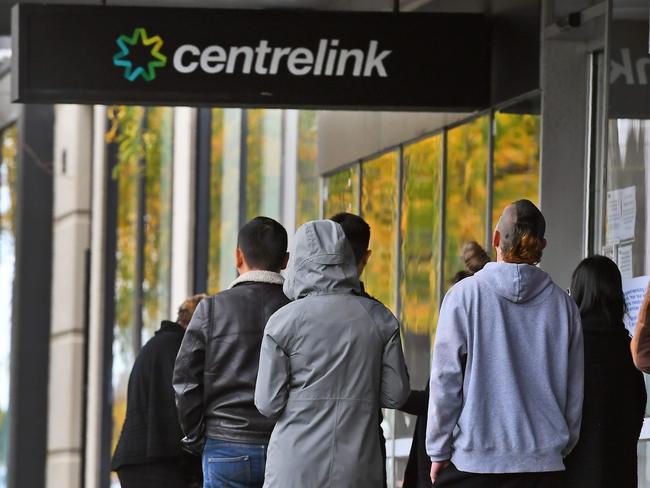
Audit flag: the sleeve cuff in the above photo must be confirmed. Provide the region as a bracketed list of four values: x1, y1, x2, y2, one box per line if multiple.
[429, 453, 451, 463]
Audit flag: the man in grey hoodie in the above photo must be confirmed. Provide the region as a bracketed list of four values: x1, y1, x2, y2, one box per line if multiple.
[426, 200, 583, 487]
[255, 220, 410, 487]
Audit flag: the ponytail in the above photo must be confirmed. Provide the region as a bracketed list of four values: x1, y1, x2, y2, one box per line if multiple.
[503, 232, 544, 265]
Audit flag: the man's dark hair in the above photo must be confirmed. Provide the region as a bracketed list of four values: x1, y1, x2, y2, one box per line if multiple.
[237, 216, 288, 271]
[329, 213, 370, 265]
[570, 255, 626, 326]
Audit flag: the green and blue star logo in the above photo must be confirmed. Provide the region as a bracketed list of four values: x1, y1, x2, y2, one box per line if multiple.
[113, 28, 167, 82]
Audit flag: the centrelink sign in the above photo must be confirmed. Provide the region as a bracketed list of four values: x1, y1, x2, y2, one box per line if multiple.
[12, 4, 489, 110]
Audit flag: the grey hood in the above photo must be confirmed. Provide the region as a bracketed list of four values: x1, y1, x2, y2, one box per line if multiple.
[283, 220, 361, 300]
[474, 261, 553, 304]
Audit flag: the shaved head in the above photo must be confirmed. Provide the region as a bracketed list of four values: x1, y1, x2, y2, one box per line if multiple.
[495, 200, 546, 264]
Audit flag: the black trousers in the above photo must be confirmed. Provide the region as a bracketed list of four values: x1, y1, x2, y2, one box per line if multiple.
[434, 464, 564, 488]
[117, 460, 201, 488]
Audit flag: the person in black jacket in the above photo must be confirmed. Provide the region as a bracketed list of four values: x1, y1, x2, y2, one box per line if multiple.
[112, 293, 207, 488]
[564, 255, 647, 487]
[173, 216, 290, 488]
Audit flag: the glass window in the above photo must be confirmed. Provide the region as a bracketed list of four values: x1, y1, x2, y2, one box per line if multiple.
[246, 109, 282, 221]
[142, 107, 174, 341]
[604, 5, 650, 482]
[109, 105, 144, 461]
[359, 150, 399, 487]
[0, 124, 17, 488]
[445, 116, 489, 286]
[401, 134, 442, 366]
[492, 110, 541, 232]
[603, 119, 649, 277]
[107, 106, 174, 476]
[323, 165, 359, 217]
[605, 6, 650, 280]
[361, 151, 399, 312]
[296, 111, 320, 226]
[207, 109, 242, 294]
[389, 135, 444, 488]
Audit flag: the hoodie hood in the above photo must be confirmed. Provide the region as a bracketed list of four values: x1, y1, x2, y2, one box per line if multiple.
[474, 262, 553, 304]
[283, 220, 361, 300]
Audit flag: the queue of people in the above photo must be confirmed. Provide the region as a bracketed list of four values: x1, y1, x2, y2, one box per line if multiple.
[111, 199, 650, 488]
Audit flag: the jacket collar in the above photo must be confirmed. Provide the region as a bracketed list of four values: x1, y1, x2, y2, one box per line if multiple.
[156, 320, 185, 335]
[228, 270, 284, 289]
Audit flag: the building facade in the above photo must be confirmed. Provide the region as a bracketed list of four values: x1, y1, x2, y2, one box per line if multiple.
[1, 0, 650, 488]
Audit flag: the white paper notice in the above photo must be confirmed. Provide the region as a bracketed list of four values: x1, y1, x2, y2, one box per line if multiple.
[618, 244, 633, 279]
[607, 190, 622, 244]
[623, 275, 649, 336]
[607, 186, 637, 244]
[620, 186, 636, 240]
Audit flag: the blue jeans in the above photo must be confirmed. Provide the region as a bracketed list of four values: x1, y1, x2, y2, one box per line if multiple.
[202, 438, 267, 488]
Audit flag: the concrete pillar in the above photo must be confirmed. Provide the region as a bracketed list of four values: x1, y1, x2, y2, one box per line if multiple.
[538, 1, 605, 287]
[45, 104, 92, 488]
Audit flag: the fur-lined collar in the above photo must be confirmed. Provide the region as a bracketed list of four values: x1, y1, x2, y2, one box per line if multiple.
[228, 270, 285, 289]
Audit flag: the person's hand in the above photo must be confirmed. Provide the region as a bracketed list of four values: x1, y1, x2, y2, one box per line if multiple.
[430, 461, 450, 484]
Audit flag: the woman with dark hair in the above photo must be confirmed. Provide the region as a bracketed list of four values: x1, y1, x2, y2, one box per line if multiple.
[564, 255, 646, 487]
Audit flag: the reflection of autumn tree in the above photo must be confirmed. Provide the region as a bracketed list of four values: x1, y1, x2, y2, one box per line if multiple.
[246, 109, 282, 221]
[324, 166, 359, 216]
[0, 407, 6, 465]
[492, 113, 540, 228]
[208, 110, 225, 294]
[142, 108, 173, 338]
[362, 152, 398, 312]
[106, 106, 173, 338]
[445, 117, 489, 285]
[296, 111, 319, 226]
[207, 109, 241, 294]
[401, 136, 442, 336]
[247, 110, 263, 219]
[106, 105, 173, 453]
[0, 124, 16, 474]
[0, 125, 17, 233]
[107, 105, 143, 454]
[107, 105, 143, 352]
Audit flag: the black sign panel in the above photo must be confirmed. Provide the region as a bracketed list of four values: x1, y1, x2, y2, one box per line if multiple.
[610, 20, 650, 119]
[12, 4, 490, 110]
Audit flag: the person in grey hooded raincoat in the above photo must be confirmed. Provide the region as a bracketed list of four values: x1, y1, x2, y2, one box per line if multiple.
[254, 219, 410, 488]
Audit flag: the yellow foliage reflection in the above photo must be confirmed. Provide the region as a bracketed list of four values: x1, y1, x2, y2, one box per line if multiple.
[361, 151, 399, 312]
[492, 112, 540, 228]
[401, 135, 442, 336]
[324, 166, 359, 216]
[445, 117, 489, 286]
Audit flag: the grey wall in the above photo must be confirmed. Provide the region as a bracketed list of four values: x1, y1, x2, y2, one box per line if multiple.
[539, 39, 589, 288]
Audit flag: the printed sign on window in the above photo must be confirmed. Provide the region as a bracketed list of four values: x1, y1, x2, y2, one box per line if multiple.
[624, 275, 649, 336]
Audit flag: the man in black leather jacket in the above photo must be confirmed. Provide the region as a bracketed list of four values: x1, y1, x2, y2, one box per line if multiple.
[173, 217, 290, 488]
